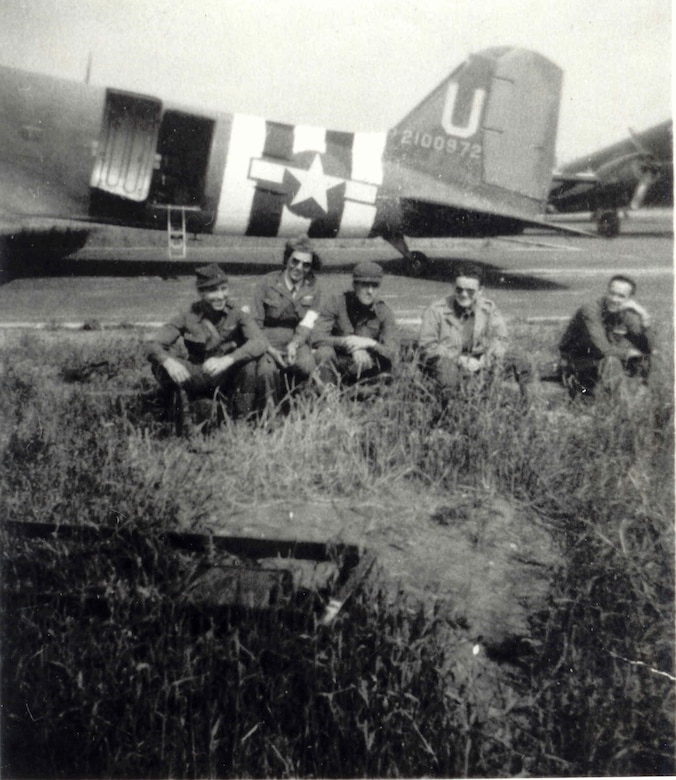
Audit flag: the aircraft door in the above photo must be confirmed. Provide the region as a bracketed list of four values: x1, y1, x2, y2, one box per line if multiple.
[91, 91, 161, 201]
[149, 111, 215, 208]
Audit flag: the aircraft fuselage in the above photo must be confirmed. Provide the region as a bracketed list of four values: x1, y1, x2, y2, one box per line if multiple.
[0, 50, 561, 249]
[0, 65, 394, 239]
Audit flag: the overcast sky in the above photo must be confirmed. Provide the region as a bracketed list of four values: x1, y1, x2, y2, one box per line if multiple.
[0, 0, 671, 164]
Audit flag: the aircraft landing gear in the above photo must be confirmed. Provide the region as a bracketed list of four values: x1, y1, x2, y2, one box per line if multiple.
[383, 234, 431, 277]
[596, 209, 621, 238]
[406, 251, 429, 278]
[0, 237, 11, 285]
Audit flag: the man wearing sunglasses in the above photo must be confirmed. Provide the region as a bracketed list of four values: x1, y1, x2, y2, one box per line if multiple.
[252, 235, 323, 408]
[418, 263, 510, 387]
[309, 261, 399, 387]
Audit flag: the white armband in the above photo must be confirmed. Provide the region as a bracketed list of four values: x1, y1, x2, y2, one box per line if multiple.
[299, 309, 319, 329]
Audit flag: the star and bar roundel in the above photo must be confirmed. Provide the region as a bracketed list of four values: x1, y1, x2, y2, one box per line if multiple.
[215, 116, 386, 238]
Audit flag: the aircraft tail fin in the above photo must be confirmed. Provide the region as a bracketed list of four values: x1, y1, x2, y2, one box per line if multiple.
[385, 47, 563, 217]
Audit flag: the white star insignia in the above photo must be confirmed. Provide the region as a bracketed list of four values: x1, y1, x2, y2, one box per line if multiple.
[248, 154, 379, 212]
[288, 154, 342, 213]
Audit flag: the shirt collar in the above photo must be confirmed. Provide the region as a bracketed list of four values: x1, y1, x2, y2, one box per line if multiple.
[452, 298, 474, 320]
[282, 270, 297, 292]
[348, 290, 376, 313]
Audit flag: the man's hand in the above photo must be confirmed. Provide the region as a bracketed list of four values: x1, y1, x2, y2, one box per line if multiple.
[457, 355, 483, 373]
[620, 299, 652, 327]
[286, 341, 298, 365]
[267, 346, 288, 368]
[352, 348, 374, 377]
[343, 335, 377, 352]
[203, 355, 235, 377]
[162, 356, 191, 385]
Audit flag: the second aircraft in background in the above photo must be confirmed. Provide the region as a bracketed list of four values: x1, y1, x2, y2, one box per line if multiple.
[547, 120, 673, 237]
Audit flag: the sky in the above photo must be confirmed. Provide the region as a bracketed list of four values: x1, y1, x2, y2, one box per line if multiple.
[0, 0, 671, 164]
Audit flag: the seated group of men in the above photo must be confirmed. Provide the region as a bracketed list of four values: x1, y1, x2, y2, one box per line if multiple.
[146, 235, 653, 428]
[146, 237, 398, 423]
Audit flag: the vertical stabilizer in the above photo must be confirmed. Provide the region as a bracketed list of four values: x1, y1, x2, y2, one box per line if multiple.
[385, 47, 562, 217]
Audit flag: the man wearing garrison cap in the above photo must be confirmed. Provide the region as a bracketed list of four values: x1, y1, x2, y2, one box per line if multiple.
[146, 264, 267, 427]
[304, 261, 400, 387]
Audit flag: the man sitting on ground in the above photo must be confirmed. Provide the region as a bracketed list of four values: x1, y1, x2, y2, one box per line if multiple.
[252, 235, 323, 409]
[418, 263, 509, 379]
[559, 274, 653, 399]
[308, 261, 399, 388]
[146, 263, 267, 427]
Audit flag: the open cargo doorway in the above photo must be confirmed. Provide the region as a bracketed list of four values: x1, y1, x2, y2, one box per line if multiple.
[149, 110, 215, 208]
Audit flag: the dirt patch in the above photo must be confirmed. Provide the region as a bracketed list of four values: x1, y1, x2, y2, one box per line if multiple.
[206, 482, 560, 648]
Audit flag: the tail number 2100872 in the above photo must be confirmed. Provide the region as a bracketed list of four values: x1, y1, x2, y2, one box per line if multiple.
[400, 130, 482, 158]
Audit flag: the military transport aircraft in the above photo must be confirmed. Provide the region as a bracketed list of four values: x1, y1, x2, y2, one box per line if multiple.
[0, 46, 565, 281]
[547, 120, 673, 237]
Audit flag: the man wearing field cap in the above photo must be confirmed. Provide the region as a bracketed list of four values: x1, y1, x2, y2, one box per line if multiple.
[309, 261, 399, 387]
[147, 263, 267, 428]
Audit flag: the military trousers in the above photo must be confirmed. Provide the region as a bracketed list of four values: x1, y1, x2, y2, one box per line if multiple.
[152, 357, 258, 418]
[314, 345, 393, 386]
[256, 345, 317, 409]
[560, 353, 650, 399]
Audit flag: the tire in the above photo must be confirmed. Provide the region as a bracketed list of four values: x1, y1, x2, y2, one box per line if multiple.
[406, 251, 428, 277]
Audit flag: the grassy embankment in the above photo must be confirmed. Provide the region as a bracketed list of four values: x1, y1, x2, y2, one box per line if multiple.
[1, 322, 674, 777]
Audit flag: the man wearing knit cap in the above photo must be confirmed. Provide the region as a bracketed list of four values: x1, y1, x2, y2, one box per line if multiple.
[146, 263, 267, 427]
[308, 260, 399, 387]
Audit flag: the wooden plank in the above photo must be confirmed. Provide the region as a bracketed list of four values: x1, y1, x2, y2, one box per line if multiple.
[319, 550, 377, 626]
[3, 520, 361, 568]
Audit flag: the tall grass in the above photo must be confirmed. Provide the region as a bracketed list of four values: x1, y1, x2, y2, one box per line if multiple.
[4, 528, 480, 778]
[1, 327, 673, 777]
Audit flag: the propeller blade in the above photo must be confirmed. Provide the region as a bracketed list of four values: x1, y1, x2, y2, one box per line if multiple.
[630, 171, 657, 210]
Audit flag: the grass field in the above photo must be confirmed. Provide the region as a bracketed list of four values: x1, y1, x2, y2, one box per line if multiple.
[1, 316, 674, 777]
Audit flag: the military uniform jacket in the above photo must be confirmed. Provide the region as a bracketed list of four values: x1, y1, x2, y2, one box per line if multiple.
[559, 297, 653, 361]
[147, 299, 267, 366]
[312, 290, 399, 364]
[418, 295, 508, 362]
[252, 271, 322, 348]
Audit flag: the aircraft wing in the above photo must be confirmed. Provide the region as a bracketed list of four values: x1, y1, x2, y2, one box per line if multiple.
[0, 161, 93, 279]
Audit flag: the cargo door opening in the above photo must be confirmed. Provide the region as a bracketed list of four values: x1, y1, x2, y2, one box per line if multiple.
[149, 111, 215, 208]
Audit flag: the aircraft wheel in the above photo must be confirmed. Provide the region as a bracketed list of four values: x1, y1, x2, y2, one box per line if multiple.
[596, 210, 620, 238]
[406, 251, 428, 277]
[0, 238, 10, 285]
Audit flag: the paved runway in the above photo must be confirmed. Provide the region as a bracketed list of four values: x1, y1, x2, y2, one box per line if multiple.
[0, 218, 672, 337]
